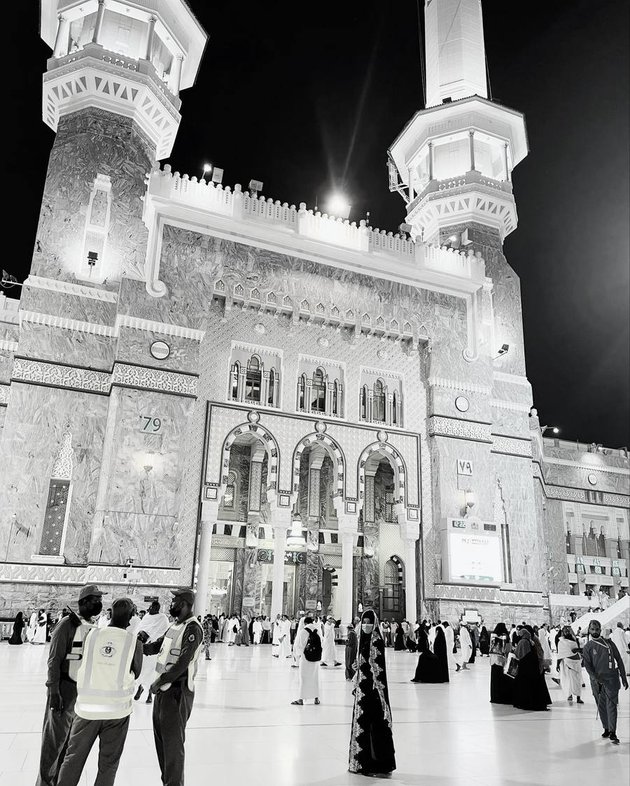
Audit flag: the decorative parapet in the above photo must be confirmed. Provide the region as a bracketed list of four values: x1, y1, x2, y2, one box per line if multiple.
[144, 164, 486, 288]
[112, 362, 198, 397]
[0, 561, 181, 588]
[24, 275, 118, 303]
[491, 434, 533, 458]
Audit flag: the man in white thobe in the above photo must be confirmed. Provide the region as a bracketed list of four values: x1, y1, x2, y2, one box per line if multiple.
[321, 616, 340, 667]
[457, 624, 472, 670]
[252, 617, 262, 644]
[428, 622, 437, 652]
[443, 621, 456, 670]
[134, 600, 170, 704]
[279, 615, 292, 658]
[291, 617, 321, 705]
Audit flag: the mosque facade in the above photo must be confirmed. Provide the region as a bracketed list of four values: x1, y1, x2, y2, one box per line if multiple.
[0, 0, 628, 626]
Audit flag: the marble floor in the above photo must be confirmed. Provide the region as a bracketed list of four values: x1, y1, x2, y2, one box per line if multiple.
[0, 641, 628, 786]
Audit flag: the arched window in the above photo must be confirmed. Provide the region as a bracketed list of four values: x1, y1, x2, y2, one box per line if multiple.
[392, 391, 397, 425]
[311, 368, 326, 412]
[383, 557, 403, 616]
[245, 356, 262, 402]
[360, 385, 367, 420]
[230, 362, 240, 401]
[332, 380, 339, 416]
[297, 373, 306, 411]
[373, 379, 385, 422]
[268, 368, 276, 406]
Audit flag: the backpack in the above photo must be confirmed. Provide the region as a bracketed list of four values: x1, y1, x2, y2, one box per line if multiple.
[303, 628, 322, 662]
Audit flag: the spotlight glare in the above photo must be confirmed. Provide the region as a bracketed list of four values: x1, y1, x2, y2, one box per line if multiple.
[326, 193, 351, 219]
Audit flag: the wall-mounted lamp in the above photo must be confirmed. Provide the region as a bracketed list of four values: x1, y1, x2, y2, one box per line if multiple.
[464, 489, 476, 517]
[87, 251, 98, 267]
[493, 343, 509, 359]
[541, 425, 560, 436]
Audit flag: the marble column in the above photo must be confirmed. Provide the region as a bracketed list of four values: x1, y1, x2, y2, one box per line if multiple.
[396, 505, 420, 623]
[503, 142, 510, 181]
[428, 142, 434, 180]
[92, 0, 106, 45]
[145, 15, 157, 61]
[195, 500, 219, 615]
[335, 500, 359, 629]
[270, 507, 291, 618]
[53, 15, 70, 57]
[170, 54, 184, 95]
[468, 130, 476, 172]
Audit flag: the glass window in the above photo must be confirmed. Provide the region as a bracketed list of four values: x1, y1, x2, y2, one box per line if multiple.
[245, 356, 262, 402]
[360, 386, 367, 420]
[373, 380, 385, 422]
[230, 362, 239, 400]
[268, 369, 275, 406]
[311, 368, 326, 412]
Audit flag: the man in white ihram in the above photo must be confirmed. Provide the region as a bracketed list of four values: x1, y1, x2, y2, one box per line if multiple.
[321, 616, 341, 667]
[134, 600, 170, 704]
[456, 623, 472, 671]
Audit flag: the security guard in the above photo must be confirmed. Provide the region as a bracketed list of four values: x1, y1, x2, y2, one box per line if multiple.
[142, 587, 203, 786]
[56, 597, 143, 785]
[36, 583, 103, 786]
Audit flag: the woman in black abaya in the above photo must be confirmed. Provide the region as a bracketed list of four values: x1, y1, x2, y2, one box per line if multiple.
[512, 626, 552, 711]
[489, 622, 513, 704]
[349, 609, 396, 777]
[8, 611, 24, 644]
[411, 624, 449, 683]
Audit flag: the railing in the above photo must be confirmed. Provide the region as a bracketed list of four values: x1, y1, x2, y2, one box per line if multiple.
[146, 164, 486, 282]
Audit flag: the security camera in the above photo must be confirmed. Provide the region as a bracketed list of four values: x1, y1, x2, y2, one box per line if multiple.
[493, 343, 510, 359]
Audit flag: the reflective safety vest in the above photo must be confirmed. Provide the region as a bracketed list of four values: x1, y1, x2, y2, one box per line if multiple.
[65, 620, 94, 682]
[75, 627, 137, 720]
[156, 616, 203, 691]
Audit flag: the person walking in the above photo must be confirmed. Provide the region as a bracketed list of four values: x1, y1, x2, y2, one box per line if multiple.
[55, 597, 142, 786]
[252, 616, 262, 645]
[556, 626, 584, 703]
[36, 584, 103, 786]
[134, 601, 171, 705]
[345, 624, 358, 681]
[348, 609, 396, 776]
[582, 619, 629, 745]
[8, 611, 25, 644]
[291, 616, 322, 705]
[141, 588, 203, 785]
[321, 616, 341, 667]
[611, 622, 630, 676]
[456, 624, 472, 671]
[489, 622, 513, 705]
[32, 608, 48, 645]
[479, 625, 490, 656]
[202, 614, 213, 661]
[512, 626, 552, 711]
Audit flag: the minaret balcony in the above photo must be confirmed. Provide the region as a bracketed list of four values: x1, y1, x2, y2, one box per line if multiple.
[43, 42, 181, 159]
[407, 170, 518, 243]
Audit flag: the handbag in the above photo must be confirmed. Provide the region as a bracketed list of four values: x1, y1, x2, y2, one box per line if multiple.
[503, 652, 519, 679]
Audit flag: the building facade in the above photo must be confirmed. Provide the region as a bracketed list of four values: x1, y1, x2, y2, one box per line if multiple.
[0, 0, 628, 626]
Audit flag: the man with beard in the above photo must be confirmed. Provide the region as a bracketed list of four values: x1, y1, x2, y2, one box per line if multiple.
[582, 619, 628, 745]
[141, 588, 203, 784]
[36, 584, 103, 786]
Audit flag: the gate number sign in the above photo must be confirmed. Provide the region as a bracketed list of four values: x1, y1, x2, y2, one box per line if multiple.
[140, 416, 162, 433]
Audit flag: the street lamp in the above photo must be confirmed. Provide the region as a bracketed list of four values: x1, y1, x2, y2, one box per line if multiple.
[541, 425, 560, 436]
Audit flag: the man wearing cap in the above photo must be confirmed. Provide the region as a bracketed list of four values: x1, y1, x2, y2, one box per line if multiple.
[141, 587, 203, 786]
[36, 584, 103, 786]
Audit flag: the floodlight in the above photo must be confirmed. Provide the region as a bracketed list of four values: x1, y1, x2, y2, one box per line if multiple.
[203, 163, 212, 173]
[326, 193, 351, 219]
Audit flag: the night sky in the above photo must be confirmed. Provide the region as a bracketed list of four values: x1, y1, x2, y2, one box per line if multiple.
[6, 1, 629, 447]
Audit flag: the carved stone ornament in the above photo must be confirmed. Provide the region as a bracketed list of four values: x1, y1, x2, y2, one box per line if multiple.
[247, 410, 261, 423]
[254, 323, 266, 334]
[377, 430, 388, 443]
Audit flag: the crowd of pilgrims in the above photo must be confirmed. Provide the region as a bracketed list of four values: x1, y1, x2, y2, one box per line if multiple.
[8, 604, 630, 778]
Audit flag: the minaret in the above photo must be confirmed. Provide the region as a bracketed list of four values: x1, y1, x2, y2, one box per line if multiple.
[388, 0, 528, 374]
[35, 0, 207, 285]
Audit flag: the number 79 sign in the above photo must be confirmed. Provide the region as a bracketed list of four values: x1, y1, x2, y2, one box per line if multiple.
[139, 416, 162, 433]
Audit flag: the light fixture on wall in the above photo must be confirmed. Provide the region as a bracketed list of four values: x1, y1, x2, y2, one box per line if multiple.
[286, 515, 306, 549]
[463, 489, 476, 517]
[541, 425, 560, 436]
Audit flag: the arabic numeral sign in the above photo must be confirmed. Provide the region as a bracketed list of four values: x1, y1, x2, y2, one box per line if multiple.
[139, 416, 162, 433]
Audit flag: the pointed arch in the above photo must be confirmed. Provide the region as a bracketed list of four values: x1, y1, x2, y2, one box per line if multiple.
[358, 441, 407, 508]
[291, 432, 346, 497]
[221, 422, 280, 491]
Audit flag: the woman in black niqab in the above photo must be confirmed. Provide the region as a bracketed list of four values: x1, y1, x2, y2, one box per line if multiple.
[9, 611, 24, 645]
[411, 624, 449, 683]
[348, 609, 396, 776]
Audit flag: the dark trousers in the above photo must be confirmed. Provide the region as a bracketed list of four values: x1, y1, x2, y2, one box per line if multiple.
[36, 680, 77, 786]
[590, 677, 620, 733]
[56, 715, 130, 786]
[153, 683, 195, 786]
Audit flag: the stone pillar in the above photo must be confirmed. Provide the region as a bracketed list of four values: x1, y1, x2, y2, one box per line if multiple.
[428, 142, 434, 180]
[92, 0, 106, 45]
[170, 54, 184, 95]
[408, 167, 415, 201]
[261, 372, 270, 408]
[238, 369, 246, 402]
[503, 142, 510, 181]
[195, 500, 219, 615]
[335, 504, 359, 629]
[270, 507, 291, 618]
[397, 505, 420, 623]
[145, 15, 157, 61]
[468, 130, 476, 172]
[53, 15, 70, 57]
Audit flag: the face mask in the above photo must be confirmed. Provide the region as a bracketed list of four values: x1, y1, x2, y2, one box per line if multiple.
[362, 623, 374, 634]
